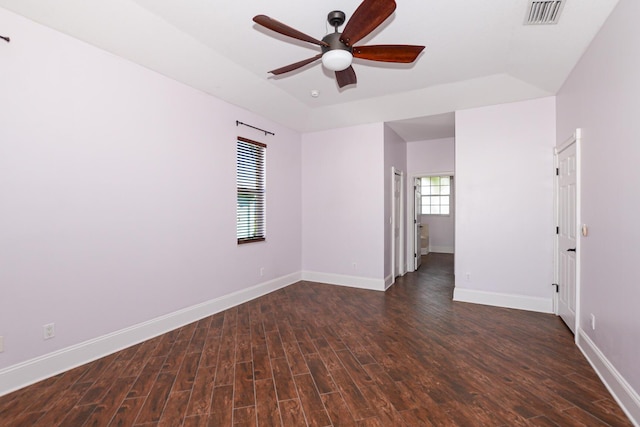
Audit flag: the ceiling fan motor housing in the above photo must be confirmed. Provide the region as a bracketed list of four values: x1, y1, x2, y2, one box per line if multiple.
[321, 32, 352, 54]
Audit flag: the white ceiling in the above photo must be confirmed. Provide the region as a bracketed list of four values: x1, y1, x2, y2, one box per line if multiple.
[0, 0, 619, 140]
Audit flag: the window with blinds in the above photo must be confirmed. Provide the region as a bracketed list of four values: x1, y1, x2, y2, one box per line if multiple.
[237, 137, 266, 244]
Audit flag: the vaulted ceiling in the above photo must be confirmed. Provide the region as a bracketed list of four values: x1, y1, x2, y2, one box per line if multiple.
[0, 0, 619, 140]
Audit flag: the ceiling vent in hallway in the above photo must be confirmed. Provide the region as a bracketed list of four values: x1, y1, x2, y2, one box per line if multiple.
[525, 0, 565, 25]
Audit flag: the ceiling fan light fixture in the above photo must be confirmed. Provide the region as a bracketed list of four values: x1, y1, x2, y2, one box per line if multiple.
[322, 50, 353, 71]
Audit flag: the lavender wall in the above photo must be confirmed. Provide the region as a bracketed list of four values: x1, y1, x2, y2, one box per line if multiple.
[383, 125, 407, 280]
[0, 9, 302, 369]
[556, 0, 640, 401]
[301, 124, 385, 282]
[407, 138, 456, 254]
[455, 97, 556, 304]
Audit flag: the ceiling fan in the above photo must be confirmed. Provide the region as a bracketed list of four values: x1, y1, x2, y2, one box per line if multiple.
[253, 0, 425, 88]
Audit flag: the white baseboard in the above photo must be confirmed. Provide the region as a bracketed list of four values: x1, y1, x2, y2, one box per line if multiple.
[301, 271, 385, 291]
[429, 246, 454, 254]
[577, 329, 640, 425]
[0, 272, 301, 397]
[421, 248, 429, 255]
[453, 287, 553, 313]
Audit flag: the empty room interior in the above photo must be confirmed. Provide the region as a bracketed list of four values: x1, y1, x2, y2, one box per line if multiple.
[1, 0, 639, 425]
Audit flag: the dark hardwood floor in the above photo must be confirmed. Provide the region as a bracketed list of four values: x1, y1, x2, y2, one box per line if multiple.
[0, 253, 631, 426]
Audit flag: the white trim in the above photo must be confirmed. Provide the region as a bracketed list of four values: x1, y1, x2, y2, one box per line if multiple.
[577, 329, 640, 425]
[553, 144, 559, 315]
[429, 246, 454, 254]
[0, 272, 301, 397]
[390, 168, 405, 284]
[453, 288, 553, 313]
[301, 271, 385, 291]
[413, 171, 455, 178]
[556, 128, 581, 154]
[574, 129, 582, 341]
[420, 248, 430, 255]
[414, 176, 421, 271]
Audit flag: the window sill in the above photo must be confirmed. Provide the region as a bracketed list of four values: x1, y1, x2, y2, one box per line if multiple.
[238, 237, 266, 245]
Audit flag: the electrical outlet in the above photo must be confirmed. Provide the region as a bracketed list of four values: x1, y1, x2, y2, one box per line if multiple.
[43, 323, 55, 340]
[591, 314, 596, 330]
[0, 336, 4, 352]
[260, 267, 264, 277]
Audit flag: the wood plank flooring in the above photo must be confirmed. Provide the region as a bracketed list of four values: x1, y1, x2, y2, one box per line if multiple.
[0, 253, 631, 426]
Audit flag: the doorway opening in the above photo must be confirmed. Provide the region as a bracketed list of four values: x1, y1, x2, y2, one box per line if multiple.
[412, 173, 455, 272]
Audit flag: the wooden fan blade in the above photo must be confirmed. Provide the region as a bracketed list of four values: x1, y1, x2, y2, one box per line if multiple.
[253, 15, 328, 47]
[335, 66, 357, 88]
[340, 0, 396, 46]
[269, 54, 323, 75]
[353, 45, 425, 63]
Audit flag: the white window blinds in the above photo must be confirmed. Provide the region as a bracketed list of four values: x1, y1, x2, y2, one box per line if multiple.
[237, 137, 266, 244]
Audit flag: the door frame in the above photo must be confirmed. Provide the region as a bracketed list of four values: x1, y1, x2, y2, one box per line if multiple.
[390, 168, 405, 283]
[408, 171, 455, 272]
[414, 177, 422, 270]
[554, 128, 582, 339]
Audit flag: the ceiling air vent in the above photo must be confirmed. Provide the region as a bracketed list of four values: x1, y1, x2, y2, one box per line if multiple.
[525, 0, 565, 25]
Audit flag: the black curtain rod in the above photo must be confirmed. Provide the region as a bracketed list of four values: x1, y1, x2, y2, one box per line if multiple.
[1, 35, 10, 43]
[236, 120, 274, 137]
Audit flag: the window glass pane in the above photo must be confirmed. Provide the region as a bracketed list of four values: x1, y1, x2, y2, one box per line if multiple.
[420, 175, 453, 215]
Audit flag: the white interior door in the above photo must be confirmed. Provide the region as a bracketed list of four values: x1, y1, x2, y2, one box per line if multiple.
[414, 177, 422, 270]
[394, 172, 402, 278]
[557, 141, 578, 333]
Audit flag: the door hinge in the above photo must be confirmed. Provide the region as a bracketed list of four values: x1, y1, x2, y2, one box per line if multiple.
[556, 226, 559, 234]
[552, 283, 559, 293]
[556, 167, 559, 176]
[414, 253, 417, 258]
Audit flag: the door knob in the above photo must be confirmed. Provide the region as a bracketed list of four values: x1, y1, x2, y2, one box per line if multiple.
[567, 248, 576, 252]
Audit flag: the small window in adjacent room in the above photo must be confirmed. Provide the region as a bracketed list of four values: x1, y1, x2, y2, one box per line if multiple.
[237, 137, 266, 244]
[421, 176, 451, 215]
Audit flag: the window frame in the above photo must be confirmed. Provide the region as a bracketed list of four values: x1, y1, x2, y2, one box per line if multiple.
[237, 136, 266, 244]
[420, 175, 452, 216]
